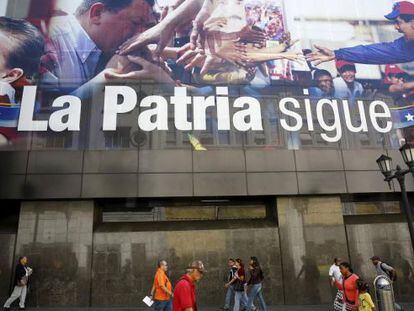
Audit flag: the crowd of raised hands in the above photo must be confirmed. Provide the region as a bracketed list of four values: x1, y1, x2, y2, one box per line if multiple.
[103, 0, 304, 86]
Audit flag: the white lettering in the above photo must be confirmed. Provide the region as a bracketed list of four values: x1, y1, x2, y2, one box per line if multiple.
[49, 96, 81, 132]
[103, 86, 137, 131]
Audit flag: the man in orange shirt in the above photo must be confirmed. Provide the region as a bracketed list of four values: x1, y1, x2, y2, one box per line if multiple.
[151, 260, 173, 311]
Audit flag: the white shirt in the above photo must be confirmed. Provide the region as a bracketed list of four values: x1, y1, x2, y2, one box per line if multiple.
[42, 15, 103, 92]
[333, 77, 364, 104]
[329, 264, 342, 282]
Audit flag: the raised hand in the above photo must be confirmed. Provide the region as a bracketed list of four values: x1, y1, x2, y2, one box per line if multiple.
[237, 25, 266, 46]
[105, 56, 174, 85]
[305, 45, 336, 66]
[119, 0, 205, 57]
[177, 49, 207, 70]
[119, 23, 175, 60]
[212, 39, 248, 67]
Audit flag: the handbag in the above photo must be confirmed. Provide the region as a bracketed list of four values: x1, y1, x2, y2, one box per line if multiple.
[333, 290, 344, 311]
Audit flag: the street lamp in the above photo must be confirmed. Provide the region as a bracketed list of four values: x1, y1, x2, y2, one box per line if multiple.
[376, 155, 392, 178]
[399, 143, 414, 170]
[376, 146, 414, 253]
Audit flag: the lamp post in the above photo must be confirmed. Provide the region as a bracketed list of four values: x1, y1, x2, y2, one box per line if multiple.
[376, 143, 414, 253]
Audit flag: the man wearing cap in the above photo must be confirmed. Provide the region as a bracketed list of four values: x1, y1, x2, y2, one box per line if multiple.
[173, 260, 206, 311]
[307, 1, 414, 66]
[333, 60, 364, 104]
[382, 64, 414, 103]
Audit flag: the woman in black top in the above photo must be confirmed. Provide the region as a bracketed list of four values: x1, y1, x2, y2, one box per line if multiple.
[3, 256, 32, 310]
[246, 257, 267, 311]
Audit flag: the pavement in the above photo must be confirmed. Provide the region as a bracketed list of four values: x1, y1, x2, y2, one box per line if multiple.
[11, 305, 414, 311]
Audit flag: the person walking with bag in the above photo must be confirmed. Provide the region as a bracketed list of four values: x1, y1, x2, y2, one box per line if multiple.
[329, 258, 344, 311]
[246, 257, 266, 311]
[3, 256, 33, 311]
[151, 260, 173, 311]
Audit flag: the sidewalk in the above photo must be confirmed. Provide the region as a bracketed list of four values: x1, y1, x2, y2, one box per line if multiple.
[16, 305, 414, 311]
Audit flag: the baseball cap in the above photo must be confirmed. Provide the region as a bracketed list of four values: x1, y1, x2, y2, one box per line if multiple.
[384, 64, 407, 83]
[336, 60, 356, 73]
[385, 1, 414, 20]
[370, 256, 381, 261]
[188, 260, 207, 273]
[385, 64, 406, 76]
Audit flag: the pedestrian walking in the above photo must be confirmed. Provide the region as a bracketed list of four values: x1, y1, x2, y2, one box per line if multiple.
[246, 257, 266, 311]
[370, 256, 402, 310]
[233, 259, 248, 311]
[329, 258, 344, 311]
[173, 260, 206, 311]
[335, 262, 359, 311]
[151, 260, 173, 311]
[357, 280, 376, 311]
[3, 256, 33, 311]
[223, 258, 238, 311]
[370, 256, 397, 281]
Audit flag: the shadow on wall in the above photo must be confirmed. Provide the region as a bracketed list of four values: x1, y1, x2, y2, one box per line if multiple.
[90, 227, 284, 307]
[19, 243, 91, 307]
[346, 222, 414, 302]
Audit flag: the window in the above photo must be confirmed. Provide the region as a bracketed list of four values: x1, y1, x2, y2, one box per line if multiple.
[104, 127, 131, 149]
[98, 198, 270, 223]
[342, 194, 401, 216]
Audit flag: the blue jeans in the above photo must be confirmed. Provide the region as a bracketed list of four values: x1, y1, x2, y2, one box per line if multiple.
[153, 299, 172, 311]
[233, 291, 249, 311]
[224, 285, 235, 309]
[247, 283, 266, 311]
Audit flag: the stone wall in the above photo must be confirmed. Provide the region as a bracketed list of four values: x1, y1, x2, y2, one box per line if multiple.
[3, 198, 414, 307]
[277, 196, 349, 305]
[14, 201, 94, 307]
[0, 233, 16, 303]
[346, 222, 414, 302]
[91, 226, 283, 307]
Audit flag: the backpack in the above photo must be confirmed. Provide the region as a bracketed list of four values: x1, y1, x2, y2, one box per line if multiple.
[380, 262, 397, 282]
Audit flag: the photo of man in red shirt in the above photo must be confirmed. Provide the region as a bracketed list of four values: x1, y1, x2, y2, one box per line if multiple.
[173, 260, 206, 311]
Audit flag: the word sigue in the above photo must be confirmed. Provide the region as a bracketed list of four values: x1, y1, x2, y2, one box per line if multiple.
[18, 86, 392, 143]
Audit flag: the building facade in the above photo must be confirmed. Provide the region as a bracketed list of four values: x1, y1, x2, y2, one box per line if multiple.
[1, 149, 414, 307]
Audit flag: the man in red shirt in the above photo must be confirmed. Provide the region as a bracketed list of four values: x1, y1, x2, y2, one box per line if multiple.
[173, 260, 206, 311]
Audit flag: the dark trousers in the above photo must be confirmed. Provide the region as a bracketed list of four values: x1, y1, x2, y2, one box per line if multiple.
[153, 299, 172, 311]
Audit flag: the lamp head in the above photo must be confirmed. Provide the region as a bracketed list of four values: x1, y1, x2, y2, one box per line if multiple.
[376, 154, 393, 178]
[399, 142, 414, 170]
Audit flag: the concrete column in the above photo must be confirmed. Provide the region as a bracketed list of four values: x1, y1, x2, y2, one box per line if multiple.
[277, 196, 349, 305]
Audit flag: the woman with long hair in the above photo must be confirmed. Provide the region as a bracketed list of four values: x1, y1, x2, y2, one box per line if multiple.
[232, 258, 247, 311]
[335, 262, 359, 311]
[246, 256, 266, 311]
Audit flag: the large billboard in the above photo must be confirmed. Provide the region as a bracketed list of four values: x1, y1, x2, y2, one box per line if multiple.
[0, 0, 414, 150]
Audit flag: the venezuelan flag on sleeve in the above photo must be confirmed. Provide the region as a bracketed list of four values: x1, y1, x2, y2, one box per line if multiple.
[391, 104, 414, 129]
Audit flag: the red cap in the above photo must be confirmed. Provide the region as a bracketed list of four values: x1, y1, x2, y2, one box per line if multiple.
[385, 1, 414, 20]
[384, 64, 407, 84]
[336, 60, 356, 72]
[385, 64, 405, 76]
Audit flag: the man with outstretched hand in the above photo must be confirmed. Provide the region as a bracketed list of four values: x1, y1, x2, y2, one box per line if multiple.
[307, 1, 414, 66]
